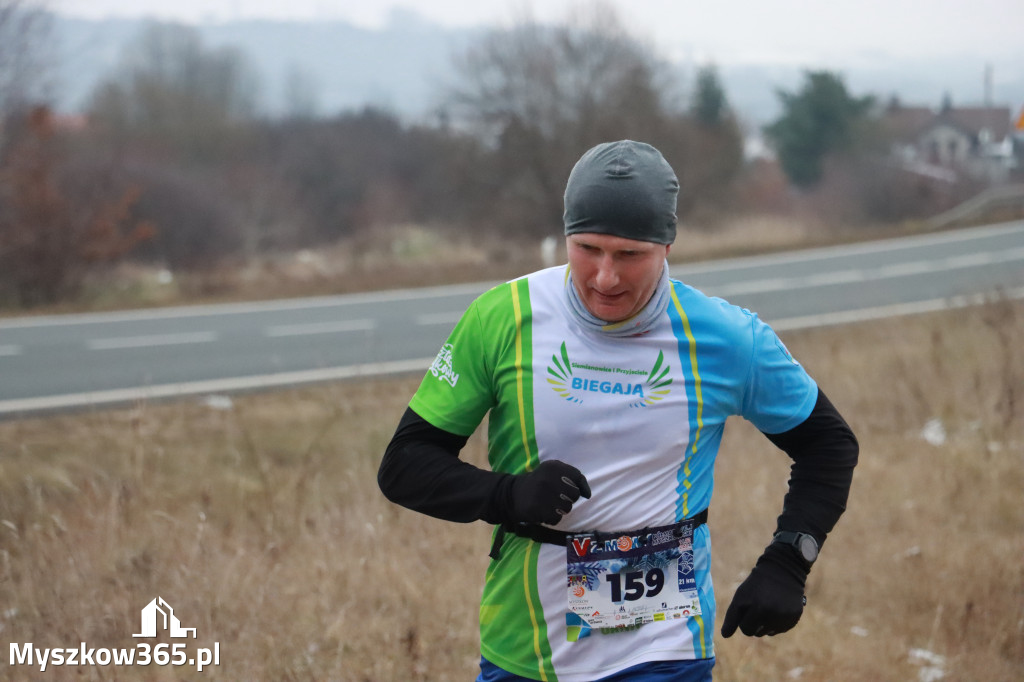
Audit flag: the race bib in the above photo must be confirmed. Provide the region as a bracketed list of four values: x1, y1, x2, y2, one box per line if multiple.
[565, 521, 701, 641]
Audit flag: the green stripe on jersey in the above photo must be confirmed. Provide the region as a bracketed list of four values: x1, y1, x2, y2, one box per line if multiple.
[480, 534, 556, 681]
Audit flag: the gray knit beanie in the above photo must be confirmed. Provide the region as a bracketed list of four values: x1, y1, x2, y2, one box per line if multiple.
[563, 140, 679, 245]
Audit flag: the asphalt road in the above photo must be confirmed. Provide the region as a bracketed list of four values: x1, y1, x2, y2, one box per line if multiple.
[2, 220, 1022, 417]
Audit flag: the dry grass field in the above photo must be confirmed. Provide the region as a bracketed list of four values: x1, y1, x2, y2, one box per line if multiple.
[0, 299, 1021, 681]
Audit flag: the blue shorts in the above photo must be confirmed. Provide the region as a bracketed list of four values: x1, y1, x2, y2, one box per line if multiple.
[477, 656, 715, 681]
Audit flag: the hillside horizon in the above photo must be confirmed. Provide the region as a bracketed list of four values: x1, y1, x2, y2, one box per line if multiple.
[49, 14, 1024, 131]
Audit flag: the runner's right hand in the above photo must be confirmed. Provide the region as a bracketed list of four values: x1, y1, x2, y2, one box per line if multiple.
[508, 460, 591, 525]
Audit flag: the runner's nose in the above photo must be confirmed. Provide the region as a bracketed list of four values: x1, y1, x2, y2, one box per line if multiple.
[594, 258, 619, 292]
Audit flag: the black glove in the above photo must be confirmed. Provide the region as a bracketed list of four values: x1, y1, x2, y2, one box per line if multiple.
[506, 460, 591, 525]
[721, 543, 809, 638]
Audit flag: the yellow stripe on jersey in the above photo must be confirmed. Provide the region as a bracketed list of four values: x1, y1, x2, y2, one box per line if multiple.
[511, 282, 535, 473]
[670, 287, 704, 518]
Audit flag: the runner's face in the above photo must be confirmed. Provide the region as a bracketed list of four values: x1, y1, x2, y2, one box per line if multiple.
[566, 233, 670, 323]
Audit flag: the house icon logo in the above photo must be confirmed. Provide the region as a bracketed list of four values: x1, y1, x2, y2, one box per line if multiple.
[133, 597, 197, 639]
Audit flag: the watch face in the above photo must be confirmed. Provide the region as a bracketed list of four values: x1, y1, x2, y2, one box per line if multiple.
[797, 535, 818, 562]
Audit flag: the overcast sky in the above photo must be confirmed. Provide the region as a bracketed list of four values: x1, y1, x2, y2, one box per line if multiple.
[53, 0, 1023, 68]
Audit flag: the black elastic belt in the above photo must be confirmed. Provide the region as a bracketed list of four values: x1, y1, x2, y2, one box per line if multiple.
[489, 508, 708, 560]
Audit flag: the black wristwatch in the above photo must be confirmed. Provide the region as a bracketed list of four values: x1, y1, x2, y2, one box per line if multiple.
[772, 531, 819, 568]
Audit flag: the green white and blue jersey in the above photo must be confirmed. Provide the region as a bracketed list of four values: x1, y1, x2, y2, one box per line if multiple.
[409, 265, 817, 682]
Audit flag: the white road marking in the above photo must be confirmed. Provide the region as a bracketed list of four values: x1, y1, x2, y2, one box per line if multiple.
[710, 246, 1024, 297]
[676, 219, 1024, 274]
[771, 286, 1024, 331]
[0, 357, 436, 415]
[0, 282, 496, 329]
[0, 344, 21, 356]
[264, 319, 376, 337]
[87, 331, 218, 350]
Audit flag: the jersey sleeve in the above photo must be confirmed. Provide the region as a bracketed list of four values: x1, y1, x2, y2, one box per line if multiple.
[409, 296, 496, 437]
[740, 312, 819, 434]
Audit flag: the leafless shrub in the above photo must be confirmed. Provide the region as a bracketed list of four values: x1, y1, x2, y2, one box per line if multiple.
[0, 106, 154, 306]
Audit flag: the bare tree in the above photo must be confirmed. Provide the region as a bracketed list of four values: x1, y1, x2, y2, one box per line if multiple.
[282, 64, 320, 120]
[0, 0, 52, 119]
[88, 21, 260, 160]
[446, 4, 690, 235]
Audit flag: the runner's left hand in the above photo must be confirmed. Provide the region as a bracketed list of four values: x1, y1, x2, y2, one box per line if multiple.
[721, 543, 808, 638]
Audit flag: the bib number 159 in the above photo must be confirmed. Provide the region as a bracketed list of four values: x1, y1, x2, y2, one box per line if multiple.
[605, 567, 664, 602]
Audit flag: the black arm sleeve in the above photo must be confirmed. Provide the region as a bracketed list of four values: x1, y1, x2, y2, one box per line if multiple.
[377, 407, 514, 524]
[763, 388, 859, 548]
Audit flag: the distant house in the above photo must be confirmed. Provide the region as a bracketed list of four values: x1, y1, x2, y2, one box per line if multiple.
[882, 98, 1021, 184]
